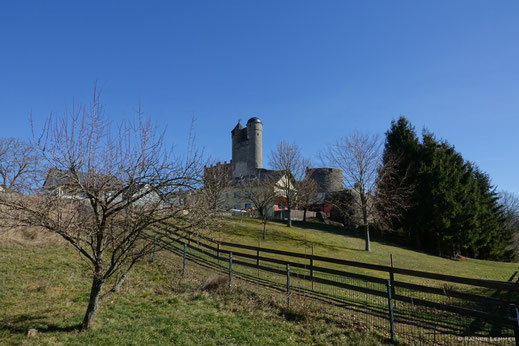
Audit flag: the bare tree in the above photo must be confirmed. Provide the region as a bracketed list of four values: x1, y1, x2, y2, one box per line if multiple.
[242, 176, 277, 238]
[269, 141, 309, 227]
[321, 132, 381, 251]
[500, 191, 519, 259]
[0, 88, 205, 330]
[329, 190, 357, 229]
[203, 161, 231, 211]
[0, 138, 40, 192]
[374, 153, 415, 231]
[296, 176, 318, 222]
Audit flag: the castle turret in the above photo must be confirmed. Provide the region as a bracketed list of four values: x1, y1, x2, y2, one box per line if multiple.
[246, 117, 262, 171]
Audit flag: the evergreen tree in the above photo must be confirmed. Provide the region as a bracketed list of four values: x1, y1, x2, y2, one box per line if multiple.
[379, 117, 512, 261]
[378, 117, 420, 240]
[416, 133, 467, 256]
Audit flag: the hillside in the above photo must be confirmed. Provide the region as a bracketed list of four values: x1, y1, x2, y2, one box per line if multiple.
[0, 242, 382, 345]
[1, 217, 517, 345]
[204, 217, 518, 283]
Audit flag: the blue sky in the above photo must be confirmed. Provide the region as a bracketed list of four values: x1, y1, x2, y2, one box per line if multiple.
[1, 1, 518, 194]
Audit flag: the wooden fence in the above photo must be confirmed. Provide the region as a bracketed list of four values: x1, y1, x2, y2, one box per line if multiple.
[145, 226, 519, 345]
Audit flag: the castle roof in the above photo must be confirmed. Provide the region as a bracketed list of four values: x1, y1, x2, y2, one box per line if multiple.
[247, 117, 261, 124]
[231, 122, 244, 135]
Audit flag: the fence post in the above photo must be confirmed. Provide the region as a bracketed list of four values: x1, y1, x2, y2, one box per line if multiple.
[257, 238, 261, 278]
[389, 254, 395, 297]
[229, 252, 233, 290]
[510, 304, 519, 346]
[287, 264, 291, 306]
[310, 244, 314, 291]
[152, 235, 157, 264]
[386, 280, 396, 343]
[182, 243, 187, 276]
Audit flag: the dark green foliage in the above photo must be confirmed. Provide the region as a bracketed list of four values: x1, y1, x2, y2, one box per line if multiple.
[379, 117, 420, 241]
[380, 117, 512, 261]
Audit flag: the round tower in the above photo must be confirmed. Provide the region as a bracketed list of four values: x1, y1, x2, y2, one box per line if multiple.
[246, 117, 263, 170]
[306, 168, 343, 193]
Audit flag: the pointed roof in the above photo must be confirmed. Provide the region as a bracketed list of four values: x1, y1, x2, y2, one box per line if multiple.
[231, 121, 244, 135]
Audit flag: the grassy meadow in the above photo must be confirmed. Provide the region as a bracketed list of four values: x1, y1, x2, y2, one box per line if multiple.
[0, 239, 383, 345]
[204, 216, 519, 284]
[1, 216, 518, 345]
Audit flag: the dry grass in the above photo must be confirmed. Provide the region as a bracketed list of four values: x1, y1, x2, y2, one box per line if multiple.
[0, 225, 65, 247]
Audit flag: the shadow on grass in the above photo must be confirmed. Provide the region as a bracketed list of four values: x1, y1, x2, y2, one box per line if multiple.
[286, 219, 427, 254]
[266, 219, 368, 252]
[0, 314, 81, 334]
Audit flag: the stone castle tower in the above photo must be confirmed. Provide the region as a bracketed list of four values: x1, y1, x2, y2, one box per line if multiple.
[231, 117, 263, 178]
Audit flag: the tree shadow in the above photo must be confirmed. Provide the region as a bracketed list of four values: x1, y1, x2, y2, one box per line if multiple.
[0, 314, 81, 335]
[286, 219, 429, 255]
[266, 219, 368, 252]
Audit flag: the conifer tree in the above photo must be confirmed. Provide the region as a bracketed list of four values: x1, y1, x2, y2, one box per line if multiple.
[379, 117, 420, 242]
[380, 117, 512, 260]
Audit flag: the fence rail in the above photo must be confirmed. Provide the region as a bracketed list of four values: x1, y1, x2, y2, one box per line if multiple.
[144, 227, 519, 345]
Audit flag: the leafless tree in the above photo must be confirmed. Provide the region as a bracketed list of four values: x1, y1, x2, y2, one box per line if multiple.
[269, 141, 309, 227]
[321, 132, 381, 251]
[0, 88, 206, 330]
[374, 153, 415, 231]
[329, 190, 357, 229]
[202, 161, 231, 211]
[295, 176, 318, 222]
[0, 138, 40, 192]
[241, 176, 277, 238]
[500, 191, 519, 259]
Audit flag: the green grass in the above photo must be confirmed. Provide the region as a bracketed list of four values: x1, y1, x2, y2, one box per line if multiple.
[2, 217, 516, 345]
[0, 244, 383, 345]
[205, 216, 519, 284]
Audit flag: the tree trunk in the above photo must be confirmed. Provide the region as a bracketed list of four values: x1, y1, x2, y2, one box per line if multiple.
[263, 215, 267, 239]
[364, 223, 371, 252]
[287, 207, 292, 227]
[81, 276, 104, 331]
[303, 208, 307, 222]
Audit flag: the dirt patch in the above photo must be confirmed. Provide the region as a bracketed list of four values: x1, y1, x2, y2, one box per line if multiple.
[0, 226, 65, 247]
[198, 275, 228, 292]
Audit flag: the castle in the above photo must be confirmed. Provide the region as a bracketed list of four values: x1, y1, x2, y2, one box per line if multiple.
[204, 117, 343, 217]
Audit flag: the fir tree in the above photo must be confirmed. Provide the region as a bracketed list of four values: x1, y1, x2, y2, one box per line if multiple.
[379, 117, 512, 261]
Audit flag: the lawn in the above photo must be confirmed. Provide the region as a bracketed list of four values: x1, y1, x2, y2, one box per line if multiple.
[200, 216, 519, 283]
[0, 243, 383, 345]
[2, 216, 516, 345]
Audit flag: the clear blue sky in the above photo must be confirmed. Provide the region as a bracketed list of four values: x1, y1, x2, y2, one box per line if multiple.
[1, 1, 518, 194]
